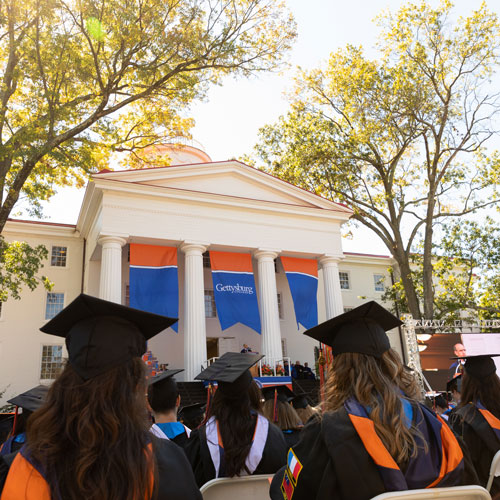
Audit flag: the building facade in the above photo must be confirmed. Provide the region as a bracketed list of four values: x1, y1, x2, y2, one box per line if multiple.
[0, 148, 402, 403]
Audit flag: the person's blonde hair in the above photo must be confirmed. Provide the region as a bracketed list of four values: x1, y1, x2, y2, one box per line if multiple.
[324, 348, 424, 464]
[262, 400, 302, 430]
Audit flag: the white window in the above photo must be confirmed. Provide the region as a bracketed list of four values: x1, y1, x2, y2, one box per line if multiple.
[339, 271, 350, 290]
[51, 246, 67, 267]
[277, 292, 284, 319]
[205, 290, 216, 318]
[40, 345, 63, 380]
[281, 338, 287, 357]
[45, 292, 64, 319]
[374, 274, 385, 292]
[343, 306, 353, 313]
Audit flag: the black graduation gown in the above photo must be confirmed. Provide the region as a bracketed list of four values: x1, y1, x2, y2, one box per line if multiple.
[449, 403, 500, 497]
[270, 407, 478, 500]
[282, 429, 302, 449]
[0, 439, 201, 500]
[185, 418, 287, 488]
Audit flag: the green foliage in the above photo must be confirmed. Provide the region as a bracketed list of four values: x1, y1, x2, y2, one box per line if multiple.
[0, 0, 296, 300]
[0, 236, 53, 301]
[252, 0, 500, 319]
[383, 218, 500, 321]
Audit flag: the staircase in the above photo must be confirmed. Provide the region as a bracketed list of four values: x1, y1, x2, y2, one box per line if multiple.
[177, 381, 207, 406]
[292, 379, 320, 407]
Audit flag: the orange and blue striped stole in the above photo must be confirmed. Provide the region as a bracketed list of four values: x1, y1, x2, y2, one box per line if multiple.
[344, 397, 464, 491]
[476, 401, 500, 442]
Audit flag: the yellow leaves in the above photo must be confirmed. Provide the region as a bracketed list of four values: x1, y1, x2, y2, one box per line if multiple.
[85, 17, 105, 42]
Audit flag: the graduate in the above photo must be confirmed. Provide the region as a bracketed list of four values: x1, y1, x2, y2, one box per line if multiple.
[0, 294, 201, 500]
[185, 352, 287, 487]
[179, 402, 206, 430]
[262, 385, 303, 448]
[270, 301, 478, 500]
[449, 354, 500, 497]
[291, 394, 319, 425]
[0, 385, 48, 456]
[147, 369, 191, 449]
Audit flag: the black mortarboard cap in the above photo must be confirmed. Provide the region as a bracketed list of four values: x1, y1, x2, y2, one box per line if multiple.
[446, 374, 462, 393]
[7, 385, 49, 412]
[148, 369, 183, 387]
[451, 354, 500, 380]
[291, 395, 309, 410]
[262, 385, 295, 403]
[304, 301, 402, 358]
[195, 352, 263, 395]
[179, 402, 205, 419]
[40, 294, 177, 380]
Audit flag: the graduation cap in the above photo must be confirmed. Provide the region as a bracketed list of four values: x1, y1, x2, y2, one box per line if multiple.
[148, 369, 183, 387]
[446, 374, 462, 393]
[451, 354, 500, 380]
[178, 402, 206, 427]
[291, 395, 309, 410]
[40, 293, 177, 380]
[195, 352, 263, 395]
[8, 385, 49, 413]
[262, 385, 295, 403]
[304, 301, 402, 358]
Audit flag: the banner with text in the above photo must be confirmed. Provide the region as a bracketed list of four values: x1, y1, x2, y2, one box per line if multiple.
[130, 244, 179, 332]
[281, 256, 318, 330]
[210, 251, 261, 334]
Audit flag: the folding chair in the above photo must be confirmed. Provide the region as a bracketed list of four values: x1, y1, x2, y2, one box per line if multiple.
[200, 474, 273, 500]
[487, 450, 500, 492]
[371, 485, 491, 499]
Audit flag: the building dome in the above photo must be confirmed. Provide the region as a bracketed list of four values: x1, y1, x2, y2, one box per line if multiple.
[144, 139, 212, 165]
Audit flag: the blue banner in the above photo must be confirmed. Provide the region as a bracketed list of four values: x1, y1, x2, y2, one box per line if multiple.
[210, 251, 261, 334]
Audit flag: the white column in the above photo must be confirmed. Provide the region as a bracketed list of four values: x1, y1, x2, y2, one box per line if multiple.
[98, 236, 127, 303]
[181, 242, 208, 381]
[254, 249, 282, 362]
[319, 255, 344, 319]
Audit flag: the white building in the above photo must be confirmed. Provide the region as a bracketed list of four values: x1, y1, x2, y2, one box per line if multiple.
[0, 146, 402, 403]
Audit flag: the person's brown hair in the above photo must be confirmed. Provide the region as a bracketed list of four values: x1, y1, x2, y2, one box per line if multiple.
[262, 400, 302, 430]
[26, 358, 155, 500]
[459, 371, 500, 419]
[208, 380, 262, 477]
[324, 348, 424, 464]
[295, 405, 318, 424]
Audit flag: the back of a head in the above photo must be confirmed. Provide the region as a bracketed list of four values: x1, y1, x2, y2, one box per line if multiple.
[27, 358, 152, 500]
[461, 371, 500, 419]
[148, 376, 179, 414]
[262, 399, 302, 430]
[295, 405, 318, 424]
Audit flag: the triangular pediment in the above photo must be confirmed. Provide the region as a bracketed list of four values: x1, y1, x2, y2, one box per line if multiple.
[92, 160, 351, 212]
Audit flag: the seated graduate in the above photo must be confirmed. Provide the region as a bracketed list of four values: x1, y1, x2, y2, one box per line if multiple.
[179, 402, 206, 430]
[147, 369, 191, 449]
[270, 301, 478, 500]
[185, 352, 287, 487]
[0, 385, 48, 456]
[291, 394, 319, 425]
[449, 354, 500, 497]
[0, 294, 201, 500]
[262, 385, 303, 448]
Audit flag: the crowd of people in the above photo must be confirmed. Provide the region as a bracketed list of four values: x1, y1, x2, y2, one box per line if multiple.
[0, 295, 499, 500]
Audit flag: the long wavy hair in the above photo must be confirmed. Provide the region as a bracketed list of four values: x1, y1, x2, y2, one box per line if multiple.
[460, 371, 500, 419]
[324, 348, 424, 464]
[26, 358, 155, 500]
[207, 380, 262, 477]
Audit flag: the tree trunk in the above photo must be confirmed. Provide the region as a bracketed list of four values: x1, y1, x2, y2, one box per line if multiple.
[422, 198, 435, 319]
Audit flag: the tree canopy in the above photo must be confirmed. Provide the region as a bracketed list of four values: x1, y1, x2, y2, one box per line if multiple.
[0, 0, 296, 300]
[251, 0, 500, 320]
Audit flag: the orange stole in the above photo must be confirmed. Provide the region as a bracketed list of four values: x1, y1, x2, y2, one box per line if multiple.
[1, 443, 155, 500]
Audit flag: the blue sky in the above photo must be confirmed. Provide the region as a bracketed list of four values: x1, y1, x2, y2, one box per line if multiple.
[24, 0, 498, 255]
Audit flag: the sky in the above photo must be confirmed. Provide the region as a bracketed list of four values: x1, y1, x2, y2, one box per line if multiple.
[21, 0, 498, 256]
